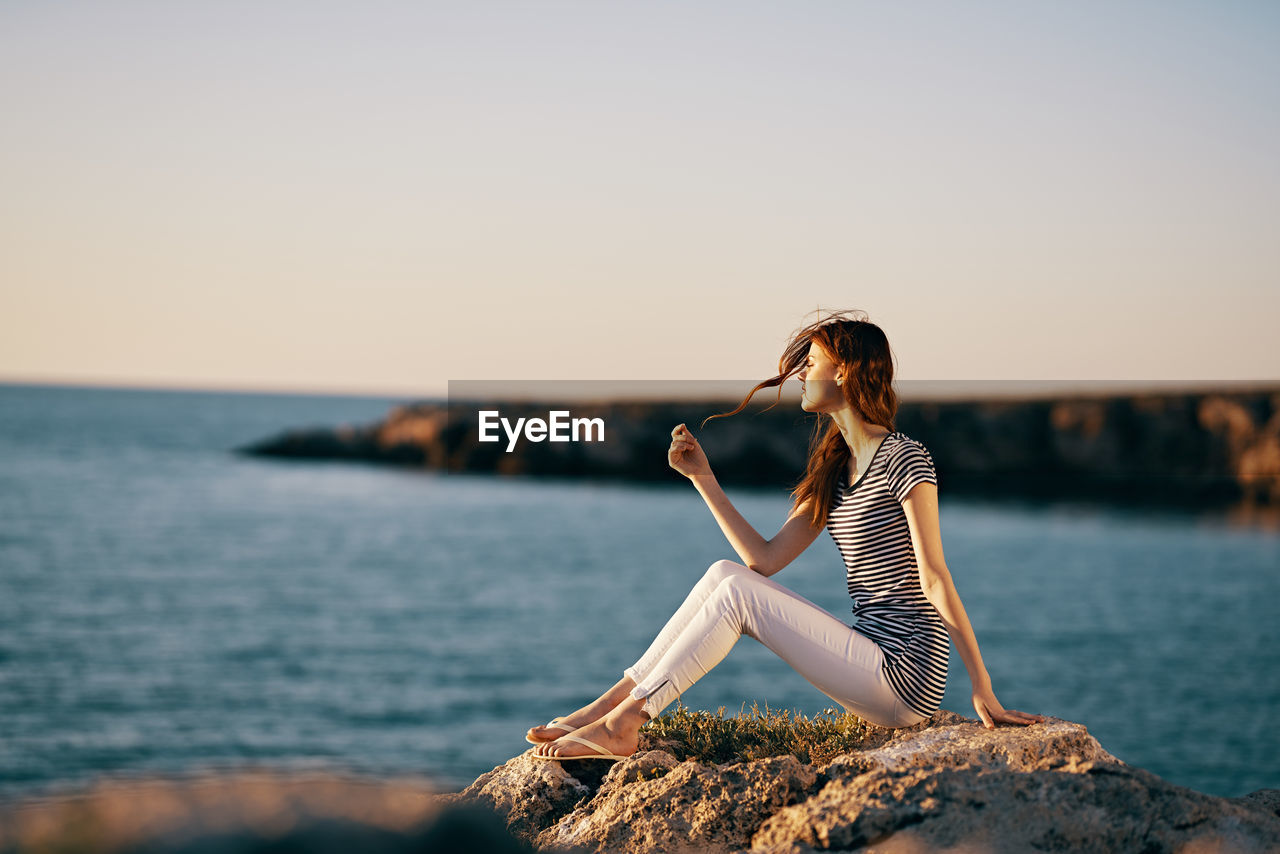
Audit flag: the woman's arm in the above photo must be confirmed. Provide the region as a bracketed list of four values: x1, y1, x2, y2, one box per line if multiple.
[690, 474, 822, 576]
[670, 423, 822, 577]
[902, 481, 1045, 728]
[902, 481, 990, 684]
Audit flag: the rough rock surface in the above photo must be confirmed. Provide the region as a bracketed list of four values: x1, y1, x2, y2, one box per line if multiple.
[436, 750, 591, 844]
[451, 711, 1280, 854]
[542, 754, 817, 853]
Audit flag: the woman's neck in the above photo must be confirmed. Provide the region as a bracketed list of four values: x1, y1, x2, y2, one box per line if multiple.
[830, 410, 891, 462]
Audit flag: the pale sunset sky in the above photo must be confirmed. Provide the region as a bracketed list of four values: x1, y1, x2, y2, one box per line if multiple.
[1, 1, 1277, 399]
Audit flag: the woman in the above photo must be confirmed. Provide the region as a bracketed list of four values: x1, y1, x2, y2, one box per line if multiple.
[530, 310, 1044, 762]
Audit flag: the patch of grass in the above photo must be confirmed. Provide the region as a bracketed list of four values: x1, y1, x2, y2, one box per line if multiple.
[637, 701, 876, 767]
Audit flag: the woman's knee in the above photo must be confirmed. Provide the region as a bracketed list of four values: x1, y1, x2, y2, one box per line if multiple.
[707, 569, 764, 629]
[704, 559, 751, 586]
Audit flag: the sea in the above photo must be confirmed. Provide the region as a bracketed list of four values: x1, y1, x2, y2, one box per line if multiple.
[1, 383, 1277, 801]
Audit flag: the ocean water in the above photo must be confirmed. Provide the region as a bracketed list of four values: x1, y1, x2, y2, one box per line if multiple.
[1, 383, 1277, 801]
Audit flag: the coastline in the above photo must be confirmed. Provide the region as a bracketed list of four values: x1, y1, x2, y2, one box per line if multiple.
[237, 387, 1280, 509]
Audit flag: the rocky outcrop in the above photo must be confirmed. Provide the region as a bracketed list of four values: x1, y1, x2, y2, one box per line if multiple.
[446, 711, 1280, 854]
[237, 388, 1280, 507]
[3, 714, 1277, 852]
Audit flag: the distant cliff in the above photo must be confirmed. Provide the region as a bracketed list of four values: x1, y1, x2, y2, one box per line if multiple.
[236, 387, 1280, 506]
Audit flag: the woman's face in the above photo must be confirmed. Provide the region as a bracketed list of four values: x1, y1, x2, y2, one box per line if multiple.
[797, 341, 844, 413]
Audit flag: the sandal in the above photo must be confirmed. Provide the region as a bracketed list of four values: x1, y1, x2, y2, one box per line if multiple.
[525, 718, 576, 745]
[530, 733, 633, 762]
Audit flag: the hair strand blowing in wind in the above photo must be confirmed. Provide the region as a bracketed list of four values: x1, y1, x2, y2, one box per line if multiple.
[699, 309, 900, 530]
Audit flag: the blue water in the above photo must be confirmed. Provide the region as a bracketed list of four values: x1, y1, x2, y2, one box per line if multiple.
[1, 384, 1277, 801]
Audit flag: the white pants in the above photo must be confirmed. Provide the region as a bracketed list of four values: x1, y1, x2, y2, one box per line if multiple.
[623, 559, 929, 729]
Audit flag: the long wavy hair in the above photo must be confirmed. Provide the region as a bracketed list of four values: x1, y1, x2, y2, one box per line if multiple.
[701, 309, 899, 530]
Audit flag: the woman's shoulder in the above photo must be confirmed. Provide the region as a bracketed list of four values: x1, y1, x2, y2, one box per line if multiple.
[882, 431, 937, 469]
[885, 430, 930, 452]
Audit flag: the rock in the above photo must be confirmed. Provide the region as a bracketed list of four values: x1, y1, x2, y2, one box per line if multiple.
[436, 751, 592, 844]
[447, 711, 1280, 854]
[751, 763, 1278, 853]
[538, 753, 817, 854]
[813, 710, 1117, 779]
[3, 714, 1276, 853]
[1234, 788, 1280, 819]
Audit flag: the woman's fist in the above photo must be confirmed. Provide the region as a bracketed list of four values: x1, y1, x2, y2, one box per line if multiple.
[668, 423, 712, 479]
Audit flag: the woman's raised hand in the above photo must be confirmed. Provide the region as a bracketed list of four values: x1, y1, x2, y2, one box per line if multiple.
[668, 423, 712, 479]
[971, 683, 1046, 729]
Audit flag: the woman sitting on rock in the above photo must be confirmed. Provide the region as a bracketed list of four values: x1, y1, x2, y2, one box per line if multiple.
[529, 310, 1045, 762]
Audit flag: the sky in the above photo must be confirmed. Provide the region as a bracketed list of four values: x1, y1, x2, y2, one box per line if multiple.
[2, 1, 1277, 399]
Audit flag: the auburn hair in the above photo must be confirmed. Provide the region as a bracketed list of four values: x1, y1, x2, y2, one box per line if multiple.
[700, 309, 899, 530]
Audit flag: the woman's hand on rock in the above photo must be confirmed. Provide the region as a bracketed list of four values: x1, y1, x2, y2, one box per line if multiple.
[971, 683, 1046, 729]
[668, 423, 712, 479]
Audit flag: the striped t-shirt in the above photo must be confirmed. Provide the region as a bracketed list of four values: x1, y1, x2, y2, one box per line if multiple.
[827, 431, 949, 719]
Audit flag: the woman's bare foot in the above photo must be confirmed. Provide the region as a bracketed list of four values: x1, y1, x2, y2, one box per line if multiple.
[525, 676, 636, 743]
[533, 698, 649, 759]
